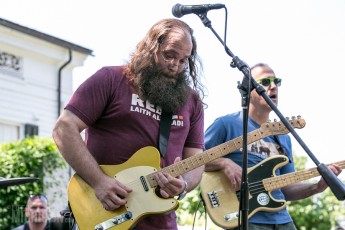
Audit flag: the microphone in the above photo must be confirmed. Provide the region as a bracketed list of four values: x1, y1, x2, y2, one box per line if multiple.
[172, 3, 225, 18]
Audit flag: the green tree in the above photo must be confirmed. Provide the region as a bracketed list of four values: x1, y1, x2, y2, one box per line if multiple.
[0, 136, 66, 229]
[288, 154, 345, 230]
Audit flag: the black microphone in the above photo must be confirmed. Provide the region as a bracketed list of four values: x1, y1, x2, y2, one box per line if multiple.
[172, 3, 225, 18]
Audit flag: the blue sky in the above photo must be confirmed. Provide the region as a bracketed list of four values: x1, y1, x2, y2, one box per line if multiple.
[2, 0, 345, 177]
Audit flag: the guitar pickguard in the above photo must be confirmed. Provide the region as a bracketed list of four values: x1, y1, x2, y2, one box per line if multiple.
[68, 147, 179, 230]
[200, 155, 289, 229]
[247, 156, 288, 213]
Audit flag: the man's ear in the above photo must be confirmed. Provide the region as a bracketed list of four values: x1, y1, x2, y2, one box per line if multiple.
[24, 207, 29, 218]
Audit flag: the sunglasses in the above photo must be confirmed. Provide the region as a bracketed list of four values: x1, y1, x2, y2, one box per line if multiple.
[29, 194, 48, 202]
[256, 77, 282, 87]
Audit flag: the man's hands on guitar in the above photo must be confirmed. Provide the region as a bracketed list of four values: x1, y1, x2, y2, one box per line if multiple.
[222, 158, 243, 191]
[154, 157, 187, 199]
[93, 174, 132, 211]
[154, 172, 186, 198]
[93, 156, 187, 212]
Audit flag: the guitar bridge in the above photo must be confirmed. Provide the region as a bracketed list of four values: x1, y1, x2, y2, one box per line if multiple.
[94, 211, 133, 230]
[207, 191, 220, 207]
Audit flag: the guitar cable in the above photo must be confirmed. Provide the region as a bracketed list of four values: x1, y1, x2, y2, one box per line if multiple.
[196, 192, 207, 230]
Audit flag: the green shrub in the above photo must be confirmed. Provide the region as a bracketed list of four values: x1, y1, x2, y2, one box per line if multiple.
[0, 136, 66, 229]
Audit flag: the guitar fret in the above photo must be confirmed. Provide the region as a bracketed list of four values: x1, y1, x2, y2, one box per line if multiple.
[198, 154, 207, 165]
[265, 170, 314, 190]
[204, 150, 211, 161]
[174, 165, 182, 177]
[149, 118, 307, 191]
[181, 160, 189, 172]
[263, 160, 345, 191]
[190, 157, 196, 168]
[248, 130, 260, 142]
[206, 149, 216, 161]
[217, 145, 227, 158]
[176, 163, 183, 175]
[146, 174, 156, 187]
[226, 140, 238, 153]
[163, 167, 175, 177]
[224, 142, 233, 155]
[232, 137, 243, 150]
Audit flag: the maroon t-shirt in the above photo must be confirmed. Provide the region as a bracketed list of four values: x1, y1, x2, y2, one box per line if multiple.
[65, 66, 204, 229]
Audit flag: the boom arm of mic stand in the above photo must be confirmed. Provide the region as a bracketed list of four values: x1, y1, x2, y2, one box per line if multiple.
[253, 83, 345, 201]
[239, 67, 345, 201]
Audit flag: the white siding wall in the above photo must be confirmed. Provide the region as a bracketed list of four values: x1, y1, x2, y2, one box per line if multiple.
[0, 24, 90, 217]
[0, 122, 19, 142]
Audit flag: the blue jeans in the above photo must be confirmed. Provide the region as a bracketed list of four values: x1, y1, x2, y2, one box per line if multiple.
[247, 222, 297, 230]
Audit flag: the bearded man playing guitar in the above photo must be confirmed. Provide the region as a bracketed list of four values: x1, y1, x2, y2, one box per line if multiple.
[52, 18, 206, 230]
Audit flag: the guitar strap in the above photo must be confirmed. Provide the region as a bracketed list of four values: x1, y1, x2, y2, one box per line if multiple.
[274, 135, 292, 161]
[273, 135, 284, 153]
[159, 111, 173, 158]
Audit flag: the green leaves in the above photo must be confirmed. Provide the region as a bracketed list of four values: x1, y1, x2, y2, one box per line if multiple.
[0, 136, 66, 229]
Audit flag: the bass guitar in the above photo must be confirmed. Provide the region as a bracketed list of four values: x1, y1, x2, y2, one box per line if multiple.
[68, 116, 305, 230]
[200, 155, 345, 229]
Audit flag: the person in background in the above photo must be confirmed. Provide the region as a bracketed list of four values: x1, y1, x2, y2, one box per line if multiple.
[52, 18, 206, 230]
[204, 63, 342, 229]
[12, 194, 49, 230]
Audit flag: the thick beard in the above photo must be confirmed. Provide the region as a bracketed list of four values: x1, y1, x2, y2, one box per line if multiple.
[137, 65, 191, 113]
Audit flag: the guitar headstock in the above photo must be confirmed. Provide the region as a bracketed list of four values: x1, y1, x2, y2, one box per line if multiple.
[260, 116, 306, 137]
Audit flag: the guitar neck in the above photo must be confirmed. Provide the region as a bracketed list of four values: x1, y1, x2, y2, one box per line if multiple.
[263, 160, 345, 191]
[146, 129, 265, 187]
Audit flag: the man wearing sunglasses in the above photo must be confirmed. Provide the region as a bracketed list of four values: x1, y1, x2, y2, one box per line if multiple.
[12, 194, 50, 230]
[204, 63, 342, 229]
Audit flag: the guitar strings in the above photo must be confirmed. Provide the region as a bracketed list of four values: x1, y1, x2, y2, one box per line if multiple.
[119, 162, 345, 197]
[242, 161, 345, 196]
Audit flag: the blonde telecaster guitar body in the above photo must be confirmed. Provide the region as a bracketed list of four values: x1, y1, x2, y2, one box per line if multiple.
[68, 147, 178, 230]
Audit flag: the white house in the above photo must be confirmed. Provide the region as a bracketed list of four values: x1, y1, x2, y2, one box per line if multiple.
[0, 17, 93, 217]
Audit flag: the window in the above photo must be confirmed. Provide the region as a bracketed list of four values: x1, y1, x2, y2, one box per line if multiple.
[0, 123, 19, 143]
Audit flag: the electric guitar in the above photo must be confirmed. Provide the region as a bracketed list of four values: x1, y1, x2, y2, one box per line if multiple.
[200, 156, 345, 229]
[68, 116, 305, 230]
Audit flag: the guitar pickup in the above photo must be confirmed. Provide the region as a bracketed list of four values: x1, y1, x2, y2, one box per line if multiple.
[140, 176, 149, 191]
[94, 211, 133, 230]
[207, 191, 220, 207]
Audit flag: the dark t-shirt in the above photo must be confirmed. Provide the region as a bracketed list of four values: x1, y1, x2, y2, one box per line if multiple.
[65, 66, 205, 229]
[12, 218, 71, 230]
[12, 221, 50, 230]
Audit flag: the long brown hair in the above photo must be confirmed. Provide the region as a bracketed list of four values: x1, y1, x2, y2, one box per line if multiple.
[125, 18, 206, 104]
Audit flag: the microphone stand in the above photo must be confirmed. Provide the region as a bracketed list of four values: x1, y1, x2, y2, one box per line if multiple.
[195, 11, 345, 230]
